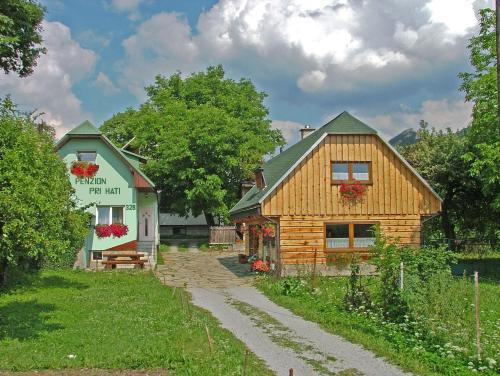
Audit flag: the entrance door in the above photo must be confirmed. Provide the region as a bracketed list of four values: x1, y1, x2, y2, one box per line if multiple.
[139, 207, 154, 241]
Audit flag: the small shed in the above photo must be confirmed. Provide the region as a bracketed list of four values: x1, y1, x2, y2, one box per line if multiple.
[159, 213, 220, 239]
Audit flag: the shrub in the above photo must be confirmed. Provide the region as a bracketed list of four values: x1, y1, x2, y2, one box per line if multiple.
[343, 254, 373, 311]
[369, 227, 457, 322]
[277, 277, 310, 296]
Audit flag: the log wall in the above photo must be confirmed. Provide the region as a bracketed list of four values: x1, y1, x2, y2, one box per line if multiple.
[260, 134, 441, 264]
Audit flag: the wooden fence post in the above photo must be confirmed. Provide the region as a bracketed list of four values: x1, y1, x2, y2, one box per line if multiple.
[474, 271, 481, 360]
[399, 262, 404, 290]
[311, 248, 317, 288]
[242, 348, 249, 376]
[205, 325, 213, 353]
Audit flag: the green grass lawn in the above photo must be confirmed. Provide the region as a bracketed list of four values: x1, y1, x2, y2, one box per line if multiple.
[0, 270, 272, 375]
[258, 275, 499, 376]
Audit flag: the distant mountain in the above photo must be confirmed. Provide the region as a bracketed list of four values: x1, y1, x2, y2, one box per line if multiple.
[389, 128, 418, 146]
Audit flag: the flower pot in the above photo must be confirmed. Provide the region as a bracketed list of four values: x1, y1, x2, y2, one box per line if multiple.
[238, 254, 248, 264]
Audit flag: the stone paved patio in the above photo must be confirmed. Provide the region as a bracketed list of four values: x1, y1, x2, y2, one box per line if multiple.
[156, 249, 255, 288]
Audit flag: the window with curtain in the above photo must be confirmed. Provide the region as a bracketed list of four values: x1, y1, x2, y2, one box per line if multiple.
[325, 223, 376, 250]
[97, 206, 124, 225]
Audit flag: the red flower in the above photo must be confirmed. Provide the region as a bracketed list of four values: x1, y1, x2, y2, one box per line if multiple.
[95, 223, 129, 238]
[251, 259, 270, 273]
[70, 161, 99, 178]
[110, 223, 129, 237]
[95, 224, 112, 238]
[339, 180, 366, 203]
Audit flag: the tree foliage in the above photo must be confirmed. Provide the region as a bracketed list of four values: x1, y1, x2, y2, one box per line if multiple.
[0, 0, 46, 77]
[0, 97, 88, 283]
[459, 8, 500, 210]
[101, 66, 284, 223]
[398, 121, 498, 241]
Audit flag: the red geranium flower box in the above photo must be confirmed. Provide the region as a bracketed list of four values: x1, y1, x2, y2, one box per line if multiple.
[339, 180, 366, 204]
[70, 161, 99, 178]
[95, 223, 129, 238]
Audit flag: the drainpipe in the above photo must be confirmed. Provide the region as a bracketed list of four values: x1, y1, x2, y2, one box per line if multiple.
[262, 215, 281, 277]
[154, 189, 162, 266]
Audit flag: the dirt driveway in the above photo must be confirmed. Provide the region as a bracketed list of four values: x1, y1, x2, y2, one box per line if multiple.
[157, 249, 410, 376]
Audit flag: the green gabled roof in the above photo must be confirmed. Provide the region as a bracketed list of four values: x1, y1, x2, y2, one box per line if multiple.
[66, 120, 100, 135]
[229, 111, 377, 216]
[57, 121, 155, 189]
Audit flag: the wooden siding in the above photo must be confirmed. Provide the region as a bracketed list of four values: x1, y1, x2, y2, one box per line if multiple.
[262, 134, 441, 217]
[260, 134, 441, 265]
[278, 215, 422, 265]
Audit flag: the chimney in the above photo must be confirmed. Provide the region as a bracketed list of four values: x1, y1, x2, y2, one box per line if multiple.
[240, 180, 254, 197]
[300, 125, 315, 139]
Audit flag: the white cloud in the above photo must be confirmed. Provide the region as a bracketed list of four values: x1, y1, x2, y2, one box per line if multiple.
[424, 0, 478, 39]
[120, 12, 199, 98]
[118, 0, 486, 98]
[109, 0, 147, 20]
[363, 99, 473, 140]
[93, 72, 120, 95]
[297, 70, 327, 92]
[272, 119, 305, 145]
[0, 21, 97, 137]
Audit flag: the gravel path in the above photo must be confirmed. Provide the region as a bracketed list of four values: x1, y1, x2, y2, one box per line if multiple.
[191, 286, 410, 376]
[158, 251, 411, 376]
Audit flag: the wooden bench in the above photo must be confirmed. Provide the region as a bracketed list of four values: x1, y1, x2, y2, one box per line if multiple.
[101, 252, 145, 269]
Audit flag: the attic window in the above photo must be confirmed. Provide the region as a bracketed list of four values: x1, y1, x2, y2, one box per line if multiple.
[255, 168, 265, 189]
[332, 162, 371, 184]
[77, 151, 96, 163]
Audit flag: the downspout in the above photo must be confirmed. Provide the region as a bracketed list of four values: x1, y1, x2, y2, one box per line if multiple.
[154, 189, 162, 266]
[262, 215, 281, 277]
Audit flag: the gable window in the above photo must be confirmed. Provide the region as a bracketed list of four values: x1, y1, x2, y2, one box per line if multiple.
[77, 151, 97, 162]
[332, 162, 371, 184]
[325, 223, 376, 250]
[97, 206, 124, 225]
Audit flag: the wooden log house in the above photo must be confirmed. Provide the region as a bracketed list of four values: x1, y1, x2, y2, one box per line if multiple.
[229, 112, 442, 275]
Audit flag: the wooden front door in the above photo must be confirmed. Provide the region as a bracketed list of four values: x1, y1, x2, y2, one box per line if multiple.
[139, 207, 154, 241]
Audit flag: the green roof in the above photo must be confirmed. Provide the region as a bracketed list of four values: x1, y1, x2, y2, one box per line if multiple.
[66, 120, 100, 135]
[229, 111, 377, 216]
[57, 121, 155, 188]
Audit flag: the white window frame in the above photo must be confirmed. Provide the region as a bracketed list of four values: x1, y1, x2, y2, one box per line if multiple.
[96, 206, 125, 225]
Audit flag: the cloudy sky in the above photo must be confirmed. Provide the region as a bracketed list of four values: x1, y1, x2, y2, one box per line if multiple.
[0, 0, 491, 144]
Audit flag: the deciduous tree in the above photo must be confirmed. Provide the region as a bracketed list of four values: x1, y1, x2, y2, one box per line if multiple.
[0, 97, 88, 284]
[459, 8, 500, 210]
[101, 66, 284, 224]
[0, 0, 46, 76]
[398, 121, 497, 242]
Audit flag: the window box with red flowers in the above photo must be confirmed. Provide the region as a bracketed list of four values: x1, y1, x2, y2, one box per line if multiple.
[339, 180, 366, 204]
[70, 161, 99, 178]
[95, 223, 129, 238]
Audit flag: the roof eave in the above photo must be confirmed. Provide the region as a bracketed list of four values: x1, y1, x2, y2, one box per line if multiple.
[229, 204, 261, 221]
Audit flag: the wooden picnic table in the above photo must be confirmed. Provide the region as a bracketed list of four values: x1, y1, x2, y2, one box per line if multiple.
[102, 252, 145, 269]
